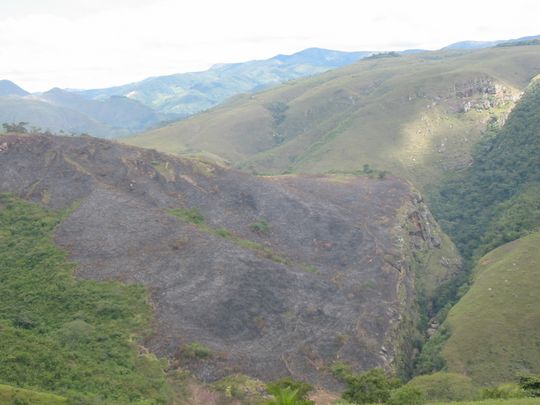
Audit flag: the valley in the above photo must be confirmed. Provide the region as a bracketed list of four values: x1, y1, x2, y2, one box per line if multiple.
[0, 29, 539, 405]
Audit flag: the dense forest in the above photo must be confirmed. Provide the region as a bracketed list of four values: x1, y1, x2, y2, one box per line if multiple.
[430, 78, 540, 265]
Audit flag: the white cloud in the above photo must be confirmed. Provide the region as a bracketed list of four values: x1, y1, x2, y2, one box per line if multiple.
[1, 0, 539, 92]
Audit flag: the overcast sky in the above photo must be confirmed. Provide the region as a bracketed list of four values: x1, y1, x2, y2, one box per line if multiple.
[1, 0, 539, 92]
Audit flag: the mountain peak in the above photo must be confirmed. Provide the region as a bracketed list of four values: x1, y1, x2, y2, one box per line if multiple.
[0, 80, 30, 97]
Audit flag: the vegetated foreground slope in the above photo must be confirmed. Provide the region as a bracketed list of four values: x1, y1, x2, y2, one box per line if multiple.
[127, 45, 540, 190]
[0, 134, 459, 387]
[0, 194, 172, 402]
[0, 384, 67, 405]
[441, 232, 540, 385]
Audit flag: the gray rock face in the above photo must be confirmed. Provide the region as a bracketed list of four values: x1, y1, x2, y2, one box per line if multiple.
[0, 134, 452, 386]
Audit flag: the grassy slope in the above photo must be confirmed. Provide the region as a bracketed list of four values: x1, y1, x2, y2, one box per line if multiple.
[0, 194, 172, 403]
[126, 46, 540, 190]
[429, 399, 540, 405]
[0, 384, 67, 404]
[441, 232, 540, 385]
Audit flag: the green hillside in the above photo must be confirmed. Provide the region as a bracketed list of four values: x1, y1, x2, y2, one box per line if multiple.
[0, 194, 172, 403]
[0, 384, 67, 404]
[430, 77, 540, 263]
[127, 45, 540, 190]
[440, 232, 540, 385]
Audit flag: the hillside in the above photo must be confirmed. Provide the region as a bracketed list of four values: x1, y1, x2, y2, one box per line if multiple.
[440, 232, 540, 385]
[0, 133, 459, 392]
[127, 45, 540, 190]
[444, 34, 540, 49]
[430, 76, 540, 263]
[413, 77, 540, 385]
[78, 48, 373, 116]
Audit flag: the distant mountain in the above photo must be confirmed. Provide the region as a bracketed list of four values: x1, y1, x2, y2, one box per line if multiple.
[0, 96, 113, 136]
[40, 88, 166, 132]
[0, 79, 30, 97]
[0, 81, 172, 137]
[444, 34, 540, 49]
[77, 48, 374, 117]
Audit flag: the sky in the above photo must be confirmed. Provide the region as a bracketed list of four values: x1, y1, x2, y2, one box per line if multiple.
[1, 0, 539, 92]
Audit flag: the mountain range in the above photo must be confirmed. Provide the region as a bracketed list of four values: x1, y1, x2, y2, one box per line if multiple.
[0, 48, 373, 138]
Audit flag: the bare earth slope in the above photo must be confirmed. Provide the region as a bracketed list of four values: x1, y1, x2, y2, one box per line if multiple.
[0, 134, 459, 386]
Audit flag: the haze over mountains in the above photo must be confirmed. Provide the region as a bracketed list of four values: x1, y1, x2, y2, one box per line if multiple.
[0, 48, 373, 138]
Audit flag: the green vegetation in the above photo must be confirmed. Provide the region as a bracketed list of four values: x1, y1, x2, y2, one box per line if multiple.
[387, 385, 425, 405]
[414, 325, 451, 375]
[439, 233, 540, 385]
[520, 375, 540, 397]
[250, 220, 270, 235]
[428, 398, 540, 405]
[213, 374, 267, 402]
[406, 372, 478, 402]
[266, 377, 314, 405]
[331, 365, 400, 404]
[2, 122, 28, 133]
[0, 194, 171, 403]
[365, 51, 401, 59]
[0, 384, 67, 404]
[430, 79, 540, 264]
[169, 207, 289, 265]
[481, 383, 526, 400]
[180, 342, 213, 359]
[169, 207, 205, 224]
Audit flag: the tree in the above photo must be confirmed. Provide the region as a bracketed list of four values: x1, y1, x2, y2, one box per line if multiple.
[342, 368, 400, 404]
[2, 122, 28, 133]
[387, 385, 425, 405]
[266, 377, 315, 405]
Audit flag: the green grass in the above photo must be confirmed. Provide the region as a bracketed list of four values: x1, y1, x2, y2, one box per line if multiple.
[440, 232, 540, 385]
[0, 194, 172, 403]
[428, 399, 540, 405]
[126, 46, 540, 191]
[0, 383, 67, 404]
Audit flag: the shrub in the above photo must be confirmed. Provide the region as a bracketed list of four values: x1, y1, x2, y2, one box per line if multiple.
[267, 377, 314, 402]
[215, 227, 233, 238]
[387, 385, 425, 405]
[169, 207, 205, 224]
[407, 372, 478, 402]
[519, 374, 540, 397]
[250, 220, 270, 235]
[481, 383, 526, 399]
[180, 342, 212, 359]
[337, 368, 400, 404]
